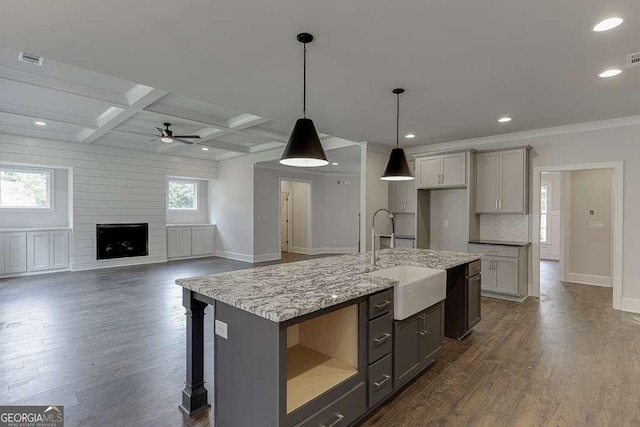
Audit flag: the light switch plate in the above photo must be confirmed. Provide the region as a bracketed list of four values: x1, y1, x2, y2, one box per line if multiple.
[215, 319, 228, 339]
[589, 221, 605, 229]
[443, 220, 449, 227]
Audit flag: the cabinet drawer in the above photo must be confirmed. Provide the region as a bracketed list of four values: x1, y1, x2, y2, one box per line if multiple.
[467, 260, 481, 277]
[467, 244, 519, 258]
[368, 289, 393, 319]
[368, 313, 392, 363]
[368, 354, 392, 407]
[295, 382, 366, 427]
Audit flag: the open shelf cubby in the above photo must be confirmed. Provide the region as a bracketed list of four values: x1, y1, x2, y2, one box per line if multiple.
[286, 304, 359, 413]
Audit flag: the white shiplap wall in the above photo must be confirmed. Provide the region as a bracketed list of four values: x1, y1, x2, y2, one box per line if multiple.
[0, 134, 218, 271]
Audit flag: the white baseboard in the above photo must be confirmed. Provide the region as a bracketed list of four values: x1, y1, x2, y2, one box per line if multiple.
[620, 297, 640, 314]
[0, 268, 71, 279]
[311, 247, 358, 255]
[566, 272, 612, 287]
[72, 257, 167, 272]
[254, 253, 281, 263]
[167, 254, 217, 261]
[291, 247, 311, 255]
[215, 250, 254, 263]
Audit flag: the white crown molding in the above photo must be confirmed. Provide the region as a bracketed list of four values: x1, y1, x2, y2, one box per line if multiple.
[406, 114, 640, 156]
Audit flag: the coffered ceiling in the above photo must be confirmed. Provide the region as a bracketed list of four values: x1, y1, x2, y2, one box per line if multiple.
[0, 46, 308, 161]
[1, 0, 638, 148]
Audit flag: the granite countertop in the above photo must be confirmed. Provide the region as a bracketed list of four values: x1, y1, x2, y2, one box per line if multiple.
[176, 248, 482, 323]
[468, 239, 531, 247]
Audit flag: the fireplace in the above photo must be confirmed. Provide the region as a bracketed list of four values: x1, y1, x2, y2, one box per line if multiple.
[96, 223, 148, 260]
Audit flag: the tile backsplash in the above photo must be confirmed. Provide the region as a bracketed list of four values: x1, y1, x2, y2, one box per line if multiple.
[479, 214, 530, 242]
[394, 212, 415, 236]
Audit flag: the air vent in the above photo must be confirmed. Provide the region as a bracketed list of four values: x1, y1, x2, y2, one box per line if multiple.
[627, 52, 640, 69]
[18, 51, 43, 66]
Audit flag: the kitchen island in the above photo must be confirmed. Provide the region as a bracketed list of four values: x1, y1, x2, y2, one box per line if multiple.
[176, 248, 481, 426]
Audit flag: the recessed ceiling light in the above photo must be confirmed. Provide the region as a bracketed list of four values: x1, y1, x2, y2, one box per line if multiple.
[405, 134, 416, 139]
[599, 68, 622, 78]
[202, 147, 209, 151]
[592, 17, 624, 32]
[35, 121, 46, 126]
[331, 162, 339, 166]
[498, 117, 512, 123]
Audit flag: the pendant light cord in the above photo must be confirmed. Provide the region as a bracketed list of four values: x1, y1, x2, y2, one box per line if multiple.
[303, 42, 307, 118]
[396, 91, 400, 148]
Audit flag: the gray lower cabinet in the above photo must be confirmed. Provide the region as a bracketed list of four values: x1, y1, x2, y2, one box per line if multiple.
[295, 382, 366, 427]
[393, 301, 444, 389]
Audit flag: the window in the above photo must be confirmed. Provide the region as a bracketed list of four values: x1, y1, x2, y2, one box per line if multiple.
[0, 167, 52, 210]
[168, 179, 198, 211]
[540, 184, 548, 243]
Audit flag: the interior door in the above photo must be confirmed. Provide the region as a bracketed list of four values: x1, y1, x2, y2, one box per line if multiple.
[476, 152, 500, 213]
[280, 192, 289, 252]
[441, 153, 466, 186]
[417, 156, 441, 188]
[499, 150, 526, 213]
[493, 256, 519, 295]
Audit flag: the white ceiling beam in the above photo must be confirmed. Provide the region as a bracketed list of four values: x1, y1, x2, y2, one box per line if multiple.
[249, 141, 286, 154]
[79, 85, 168, 143]
[227, 113, 269, 130]
[143, 104, 230, 129]
[0, 65, 129, 107]
[0, 105, 96, 128]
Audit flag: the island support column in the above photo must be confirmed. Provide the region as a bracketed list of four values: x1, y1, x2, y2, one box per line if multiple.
[179, 289, 211, 415]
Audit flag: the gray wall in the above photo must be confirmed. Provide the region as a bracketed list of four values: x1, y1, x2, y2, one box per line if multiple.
[429, 189, 468, 252]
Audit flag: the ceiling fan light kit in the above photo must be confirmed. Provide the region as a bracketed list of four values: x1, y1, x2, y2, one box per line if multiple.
[381, 88, 415, 181]
[155, 122, 201, 145]
[280, 32, 329, 167]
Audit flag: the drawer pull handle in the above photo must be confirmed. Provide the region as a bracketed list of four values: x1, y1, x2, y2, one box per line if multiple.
[374, 333, 391, 344]
[374, 300, 391, 310]
[321, 413, 344, 427]
[374, 374, 391, 389]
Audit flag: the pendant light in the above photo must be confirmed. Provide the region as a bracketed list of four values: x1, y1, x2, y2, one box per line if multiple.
[280, 33, 329, 167]
[381, 88, 415, 181]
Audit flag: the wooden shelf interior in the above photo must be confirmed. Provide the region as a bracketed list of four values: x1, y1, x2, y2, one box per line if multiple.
[286, 305, 358, 413]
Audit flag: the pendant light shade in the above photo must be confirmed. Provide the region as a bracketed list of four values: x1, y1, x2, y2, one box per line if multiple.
[280, 33, 329, 168]
[381, 88, 414, 181]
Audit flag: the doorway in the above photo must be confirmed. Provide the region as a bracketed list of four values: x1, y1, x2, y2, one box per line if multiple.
[532, 162, 623, 310]
[280, 179, 312, 255]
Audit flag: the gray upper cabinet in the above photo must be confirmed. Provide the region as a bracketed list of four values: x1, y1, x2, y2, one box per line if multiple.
[416, 153, 466, 189]
[475, 147, 529, 214]
[388, 162, 416, 213]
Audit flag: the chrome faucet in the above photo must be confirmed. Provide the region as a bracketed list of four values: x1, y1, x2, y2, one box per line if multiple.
[372, 208, 395, 267]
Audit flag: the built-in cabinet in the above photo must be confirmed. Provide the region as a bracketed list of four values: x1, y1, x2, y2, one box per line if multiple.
[393, 301, 444, 389]
[444, 260, 481, 340]
[0, 229, 70, 277]
[389, 181, 416, 213]
[468, 243, 529, 301]
[415, 152, 466, 189]
[476, 148, 530, 214]
[167, 225, 215, 259]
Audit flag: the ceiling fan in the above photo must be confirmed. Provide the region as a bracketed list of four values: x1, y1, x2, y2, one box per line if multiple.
[152, 123, 201, 144]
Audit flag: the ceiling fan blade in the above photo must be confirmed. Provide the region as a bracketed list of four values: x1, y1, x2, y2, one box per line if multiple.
[173, 135, 201, 139]
[156, 127, 164, 133]
[175, 138, 195, 145]
[148, 138, 159, 142]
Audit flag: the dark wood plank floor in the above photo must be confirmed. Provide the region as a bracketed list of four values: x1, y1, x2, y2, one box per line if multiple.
[1, 258, 639, 426]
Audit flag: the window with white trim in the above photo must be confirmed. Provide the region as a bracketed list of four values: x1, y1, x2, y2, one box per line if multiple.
[0, 166, 52, 210]
[167, 179, 198, 211]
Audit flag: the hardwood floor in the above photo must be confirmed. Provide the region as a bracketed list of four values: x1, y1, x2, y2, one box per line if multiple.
[1, 258, 639, 426]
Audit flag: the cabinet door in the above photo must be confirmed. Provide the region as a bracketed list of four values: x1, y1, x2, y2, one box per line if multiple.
[202, 226, 215, 255]
[416, 156, 441, 188]
[27, 231, 50, 272]
[0, 233, 4, 273]
[191, 226, 204, 256]
[476, 152, 500, 213]
[499, 149, 526, 213]
[388, 181, 406, 212]
[167, 228, 180, 258]
[441, 153, 466, 186]
[393, 315, 422, 388]
[480, 257, 493, 291]
[467, 275, 481, 329]
[5, 232, 27, 273]
[419, 304, 443, 364]
[493, 256, 519, 295]
[49, 231, 69, 269]
[179, 227, 192, 257]
[404, 181, 416, 213]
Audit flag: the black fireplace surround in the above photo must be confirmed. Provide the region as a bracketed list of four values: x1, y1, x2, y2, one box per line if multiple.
[96, 223, 148, 260]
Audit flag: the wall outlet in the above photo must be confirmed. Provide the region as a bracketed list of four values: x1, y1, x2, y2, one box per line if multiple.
[443, 220, 449, 227]
[333, 239, 338, 245]
[344, 180, 352, 185]
[215, 320, 228, 339]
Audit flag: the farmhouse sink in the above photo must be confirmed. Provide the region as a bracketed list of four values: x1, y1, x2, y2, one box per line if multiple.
[367, 266, 446, 320]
